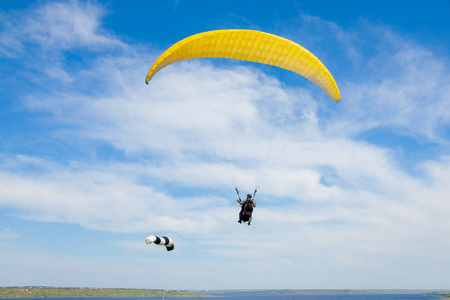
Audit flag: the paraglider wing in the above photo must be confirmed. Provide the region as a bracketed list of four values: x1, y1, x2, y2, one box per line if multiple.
[145, 235, 174, 251]
[145, 29, 340, 102]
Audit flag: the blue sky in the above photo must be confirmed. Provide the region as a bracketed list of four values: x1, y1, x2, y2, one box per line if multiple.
[1, 0, 450, 290]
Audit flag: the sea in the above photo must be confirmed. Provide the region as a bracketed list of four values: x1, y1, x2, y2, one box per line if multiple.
[11, 293, 443, 300]
[192, 294, 441, 300]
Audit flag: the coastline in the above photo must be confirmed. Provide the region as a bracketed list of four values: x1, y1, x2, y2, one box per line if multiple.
[1, 287, 449, 299]
[0, 287, 209, 298]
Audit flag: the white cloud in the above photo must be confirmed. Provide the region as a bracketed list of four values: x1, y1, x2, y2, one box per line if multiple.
[0, 164, 215, 234]
[1, 25, 449, 260]
[0, 0, 124, 56]
[334, 31, 450, 142]
[1, 0, 450, 289]
[45, 66, 74, 84]
[0, 228, 20, 239]
[281, 15, 450, 143]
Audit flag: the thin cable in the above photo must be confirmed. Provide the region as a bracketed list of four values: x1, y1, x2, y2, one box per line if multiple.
[214, 133, 238, 188]
[252, 69, 301, 190]
[255, 123, 301, 190]
[183, 80, 238, 189]
[161, 255, 171, 300]
[253, 72, 314, 190]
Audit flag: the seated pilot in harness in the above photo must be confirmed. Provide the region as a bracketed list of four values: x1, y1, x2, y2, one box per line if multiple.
[236, 191, 256, 226]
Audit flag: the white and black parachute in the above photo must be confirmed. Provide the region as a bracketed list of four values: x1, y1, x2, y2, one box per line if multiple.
[145, 235, 174, 251]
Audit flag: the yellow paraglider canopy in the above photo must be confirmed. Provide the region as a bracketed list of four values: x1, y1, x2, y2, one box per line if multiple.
[145, 29, 340, 102]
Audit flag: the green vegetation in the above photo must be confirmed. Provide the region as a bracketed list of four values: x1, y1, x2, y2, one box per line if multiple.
[0, 287, 209, 298]
[2, 287, 449, 298]
[430, 292, 450, 299]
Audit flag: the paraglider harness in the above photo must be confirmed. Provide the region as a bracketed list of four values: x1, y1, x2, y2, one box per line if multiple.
[236, 188, 257, 221]
[243, 200, 254, 215]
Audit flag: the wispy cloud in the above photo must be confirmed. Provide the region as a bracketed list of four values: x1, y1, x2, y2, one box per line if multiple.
[1, 0, 450, 289]
[0, 228, 20, 239]
[0, 0, 124, 56]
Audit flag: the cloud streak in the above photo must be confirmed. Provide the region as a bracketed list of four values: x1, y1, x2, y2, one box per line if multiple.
[0, 0, 124, 55]
[1, 0, 450, 289]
